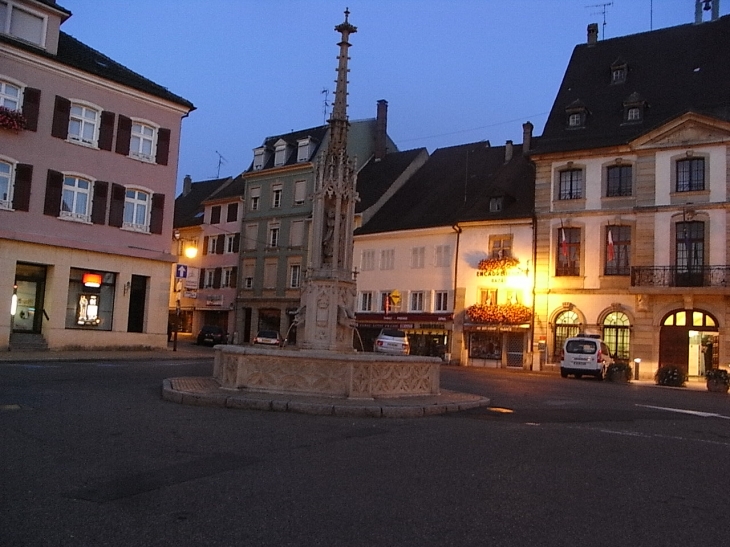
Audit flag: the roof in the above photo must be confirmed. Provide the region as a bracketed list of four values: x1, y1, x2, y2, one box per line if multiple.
[33, 0, 71, 19]
[356, 141, 535, 235]
[245, 125, 329, 172]
[535, 15, 730, 155]
[0, 31, 194, 110]
[205, 176, 246, 202]
[355, 148, 427, 213]
[173, 178, 231, 228]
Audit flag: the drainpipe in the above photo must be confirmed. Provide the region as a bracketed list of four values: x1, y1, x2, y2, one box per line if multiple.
[530, 213, 538, 370]
[451, 223, 462, 365]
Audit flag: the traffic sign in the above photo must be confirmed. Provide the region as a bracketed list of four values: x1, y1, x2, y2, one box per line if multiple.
[176, 264, 188, 278]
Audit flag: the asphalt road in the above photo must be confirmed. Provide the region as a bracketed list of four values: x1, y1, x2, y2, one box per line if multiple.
[2, 360, 729, 546]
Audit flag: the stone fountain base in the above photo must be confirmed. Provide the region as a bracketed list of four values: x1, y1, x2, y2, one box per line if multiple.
[213, 345, 441, 399]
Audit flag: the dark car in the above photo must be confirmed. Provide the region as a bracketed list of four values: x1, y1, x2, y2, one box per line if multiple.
[253, 329, 283, 346]
[196, 325, 226, 346]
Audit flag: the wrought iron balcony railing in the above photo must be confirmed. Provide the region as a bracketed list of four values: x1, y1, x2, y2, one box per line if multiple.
[630, 266, 730, 287]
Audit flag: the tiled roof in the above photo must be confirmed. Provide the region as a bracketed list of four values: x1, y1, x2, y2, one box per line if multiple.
[246, 126, 329, 172]
[205, 175, 246, 202]
[0, 30, 194, 110]
[356, 141, 535, 235]
[355, 148, 428, 212]
[535, 15, 730, 154]
[174, 178, 231, 228]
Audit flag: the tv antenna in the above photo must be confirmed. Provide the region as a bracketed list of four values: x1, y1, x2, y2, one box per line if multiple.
[215, 150, 227, 178]
[321, 88, 330, 124]
[586, 2, 613, 39]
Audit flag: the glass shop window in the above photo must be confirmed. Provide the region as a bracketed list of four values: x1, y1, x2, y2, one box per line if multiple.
[65, 268, 116, 330]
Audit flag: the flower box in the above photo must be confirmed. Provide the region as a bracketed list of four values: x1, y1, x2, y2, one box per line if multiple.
[0, 106, 27, 132]
[466, 303, 532, 325]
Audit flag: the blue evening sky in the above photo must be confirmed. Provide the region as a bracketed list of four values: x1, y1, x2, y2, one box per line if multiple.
[59, 1, 725, 194]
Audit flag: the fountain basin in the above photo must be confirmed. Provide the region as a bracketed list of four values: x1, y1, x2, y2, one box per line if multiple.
[214, 345, 441, 399]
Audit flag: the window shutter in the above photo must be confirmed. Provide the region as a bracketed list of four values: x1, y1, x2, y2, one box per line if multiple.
[202, 236, 209, 256]
[156, 127, 171, 165]
[115, 115, 132, 155]
[22, 88, 41, 132]
[91, 180, 108, 224]
[216, 234, 225, 254]
[210, 205, 221, 224]
[51, 95, 70, 139]
[108, 183, 125, 227]
[199, 268, 205, 289]
[230, 267, 238, 288]
[150, 193, 165, 234]
[43, 169, 63, 216]
[98, 111, 115, 151]
[12, 163, 32, 211]
[233, 233, 240, 253]
[227, 202, 238, 222]
[213, 267, 222, 289]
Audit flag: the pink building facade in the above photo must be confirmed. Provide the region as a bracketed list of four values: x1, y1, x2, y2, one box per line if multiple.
[0, 1, 193, 350]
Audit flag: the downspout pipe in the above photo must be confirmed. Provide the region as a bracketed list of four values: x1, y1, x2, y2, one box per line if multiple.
[451, 223, 462, 365]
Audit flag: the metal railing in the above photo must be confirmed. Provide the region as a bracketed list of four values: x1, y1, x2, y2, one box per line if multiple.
[630, 266, 730, 287]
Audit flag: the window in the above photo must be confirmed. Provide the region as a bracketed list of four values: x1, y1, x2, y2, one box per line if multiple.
[489, 235, 512, 258]
[67, 103, 102, 146]
[243, 261, 254, 289]
[410, 291, 424, 312]
[206, 236, 217, 255]
[274, 141, 289, 166]
[611, 67, 627, 84]
[225, 234, 236, 254]
[554, 310, 580, 360]
[488, 197, 503, 212]
[556, 227, 580, 276]
[123, 189, 150, 232]
[360, 291, 373, 312]
[289, 220, 304, 247]
[0, 1, 45, 47]
[227, 202, 238, 222]
[568, 113, 582, 127]
[380, 249, 395, 270]
[0, 79, 20, 110]
[250, 187, 260, 211]
[263, 261, 277, 288]
[253, 148, 266, 170]
[204, 269, 215, 289]
[130, 121, 156, 162]
[435, 291, 449, 312]
[272, 185, 282, 208]
[676, 220, 705, 286]
[244, 223, 258, 250]
[210, 205, 221, 224]
[380, 291, 393, 312]
[221, 267, 234, 288]
[297, 137, 313, 162]
[244, 276, 254, 289]
[0, 160, 12, 209]
[294, 180, 306, 205]
[435, 245, 451, 267]
[676, 158, 705, 192]
[626, 107, 641, 121]
[604, 225, 630, 276]
[559, 169, 583, 200]
[603, 312, 630, 361]
[289, 264, 301, 288]
[480, 289, 498, 306]
[361, 250, 375, 271]
[268, 224, 280, 248]
[61, 176, 92, 222]
[411, 247, 425, 269]
[606, 165, 632, 197]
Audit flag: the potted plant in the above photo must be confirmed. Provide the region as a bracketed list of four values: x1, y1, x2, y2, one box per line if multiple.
[705, 369, 729, 393]
[654, 365, 687, 387]
[605, 362, 632, 383]
[0, 106, 27, 132]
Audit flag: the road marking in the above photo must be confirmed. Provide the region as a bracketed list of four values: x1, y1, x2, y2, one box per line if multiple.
[597, 428, 730, 447]
[636, 404, 730, 420]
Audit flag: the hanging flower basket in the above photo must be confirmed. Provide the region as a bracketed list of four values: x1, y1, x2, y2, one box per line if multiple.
[0, 106, 27, 131]
[477, 256, 519, 276]
[466, 303, 532, 325]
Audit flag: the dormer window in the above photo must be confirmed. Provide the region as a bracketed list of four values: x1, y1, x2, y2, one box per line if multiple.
[565, 100, 587, 129]
[297, 137, 315, 162]
[488, 197, 503, 212]
[274, 139, 291, 167]
[610, 59, 627, 84]
[568, 113, 582, 127]
[0, 1, 47, 48]
[253, 147, 269, 170]
[626, 107, 641, 121]
[622, 92, 646, 124]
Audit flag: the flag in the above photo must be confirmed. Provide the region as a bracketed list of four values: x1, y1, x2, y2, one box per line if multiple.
[607, 229, 615, 262]
[561, 228, 568, 258]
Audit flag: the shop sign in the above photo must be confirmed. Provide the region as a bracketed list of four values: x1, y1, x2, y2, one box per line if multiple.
[184, 290, 197, 299]
[184, 267, 200, 290]
[206, 295, 222, 306]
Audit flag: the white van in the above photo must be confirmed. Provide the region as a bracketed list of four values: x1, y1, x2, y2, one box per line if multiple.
[560, 335, 614, 379]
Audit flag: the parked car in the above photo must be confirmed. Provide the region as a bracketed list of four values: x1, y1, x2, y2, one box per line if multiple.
[253, 330, 283, 346]
[374, 328, 410, 355]
[560, 335, 614, 379]
[196, 325, 226, 346]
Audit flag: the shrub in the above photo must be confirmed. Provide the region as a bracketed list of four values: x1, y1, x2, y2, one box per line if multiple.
[654, 365, 687, 387]
[606, 362, 632, 382]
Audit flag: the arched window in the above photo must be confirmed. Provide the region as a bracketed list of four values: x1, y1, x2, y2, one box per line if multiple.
[603, 311, 630, 361]
[662, 309, 716, 328]
[554, 310, 580, 359]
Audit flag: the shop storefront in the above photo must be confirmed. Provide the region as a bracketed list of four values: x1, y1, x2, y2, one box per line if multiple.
[356, 313, 452, 357]
[464, 324, 531, 367]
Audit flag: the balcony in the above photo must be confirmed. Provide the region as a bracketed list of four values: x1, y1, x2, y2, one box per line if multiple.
[631, 266, 730, 288]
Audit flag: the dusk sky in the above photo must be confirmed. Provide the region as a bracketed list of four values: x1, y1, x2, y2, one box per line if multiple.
[59, 1, 727, 195]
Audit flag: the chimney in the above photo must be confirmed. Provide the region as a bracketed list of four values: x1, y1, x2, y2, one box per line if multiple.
[587, 23, 598, 45]
[183, 174, 192, 196]
[375, 99, 388, 161]
[504, 140, 513, 163]
[522, 122, 533, 153]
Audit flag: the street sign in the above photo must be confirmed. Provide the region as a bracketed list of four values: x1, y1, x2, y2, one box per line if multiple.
[175, 264, 188, 278]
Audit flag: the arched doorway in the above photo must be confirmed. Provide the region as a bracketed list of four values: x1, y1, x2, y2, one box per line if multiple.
[602, 311, 630, 363]
[659, 309, 718, 377]
[553, 310, 580, 361]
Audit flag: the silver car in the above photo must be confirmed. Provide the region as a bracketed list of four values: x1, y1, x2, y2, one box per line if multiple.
[374, 328, 410, 355]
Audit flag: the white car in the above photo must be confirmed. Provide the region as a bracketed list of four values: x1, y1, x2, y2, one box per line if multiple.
[374, 328, 410, 355]
[560, 335, 614, 379]
[253, 330, 283, 346]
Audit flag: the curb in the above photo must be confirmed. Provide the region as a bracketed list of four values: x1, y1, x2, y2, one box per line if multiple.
[162, 377, 490, 418]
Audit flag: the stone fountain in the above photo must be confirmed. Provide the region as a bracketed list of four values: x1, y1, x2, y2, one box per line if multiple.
[212, 9, 441, 400]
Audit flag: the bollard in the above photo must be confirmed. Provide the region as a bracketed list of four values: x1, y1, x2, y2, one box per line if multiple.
[633, 358, 641, 380]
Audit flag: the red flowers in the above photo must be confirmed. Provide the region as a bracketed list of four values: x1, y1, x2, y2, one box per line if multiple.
[0, 106, 27, 131]
[466, 303, 532, 325]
